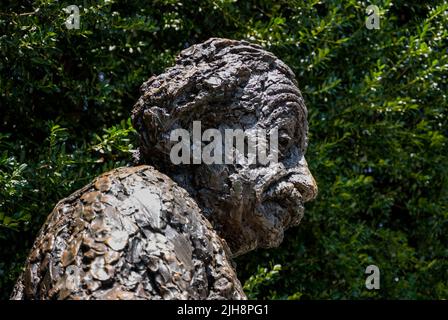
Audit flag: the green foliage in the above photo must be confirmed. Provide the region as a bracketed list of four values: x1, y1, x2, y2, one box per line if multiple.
[91, 118, 137, 160]
[0, 119, 136, 294]
[243, 264, 282, 300]
[0, 0, 447, 299]
[237, 0, 448, 300]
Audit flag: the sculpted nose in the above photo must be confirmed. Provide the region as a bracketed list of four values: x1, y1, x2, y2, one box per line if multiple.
[289, 159, 318, 202]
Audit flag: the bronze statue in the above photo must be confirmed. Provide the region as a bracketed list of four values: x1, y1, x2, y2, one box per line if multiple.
[11, 38, 317, 300]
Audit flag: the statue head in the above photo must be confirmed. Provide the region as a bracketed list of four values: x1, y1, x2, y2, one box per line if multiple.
[132, 38, 317, 256]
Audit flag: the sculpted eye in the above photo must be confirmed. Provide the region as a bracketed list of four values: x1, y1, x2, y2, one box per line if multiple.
[278, 132, 291, 150]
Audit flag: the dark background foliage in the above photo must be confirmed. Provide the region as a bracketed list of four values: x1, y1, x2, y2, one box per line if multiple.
[0, 0, 447, 299]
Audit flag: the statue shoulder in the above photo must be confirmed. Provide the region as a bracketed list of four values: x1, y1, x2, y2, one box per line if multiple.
[11, 165, 245, 300]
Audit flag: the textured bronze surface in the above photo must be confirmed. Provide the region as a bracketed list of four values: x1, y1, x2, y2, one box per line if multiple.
[132, 38, 317, 256]
[12, 38, 317, 300]
[11, 166, 245, 300]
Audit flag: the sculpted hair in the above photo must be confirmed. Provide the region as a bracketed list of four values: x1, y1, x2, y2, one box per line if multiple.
[132, 37, 309, 169]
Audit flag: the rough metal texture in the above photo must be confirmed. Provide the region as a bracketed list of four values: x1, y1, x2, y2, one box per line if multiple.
[132, 38, 317, 257]
[11, 166, 245, 300]
[12, 38, 317, 300]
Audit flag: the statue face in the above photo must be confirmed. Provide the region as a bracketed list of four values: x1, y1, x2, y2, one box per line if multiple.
[191, 68, 317, 256]
[132, 38, 317, 256]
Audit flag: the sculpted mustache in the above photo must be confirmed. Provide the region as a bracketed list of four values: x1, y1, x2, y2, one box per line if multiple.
[258, 172, 304, 202]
